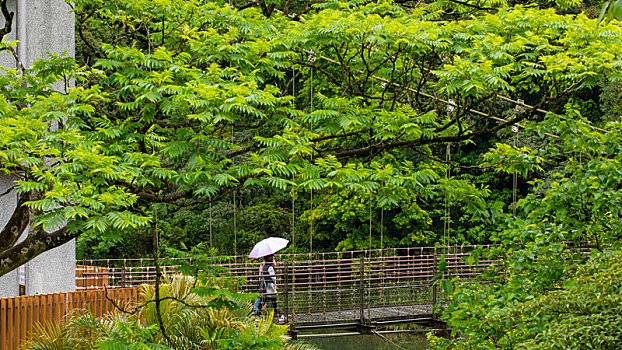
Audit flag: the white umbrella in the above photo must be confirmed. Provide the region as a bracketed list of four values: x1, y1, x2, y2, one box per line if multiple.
[248, 237, 289, 258]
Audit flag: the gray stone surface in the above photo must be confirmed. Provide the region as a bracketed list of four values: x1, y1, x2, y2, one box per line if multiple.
[0, 0, 76, 298]
[26, 239, 76, 295]
[21, 0, 75, 71]
[0, 0, 74, 69]
[0, 0, 17, 69]
[0, 177, 20, 298]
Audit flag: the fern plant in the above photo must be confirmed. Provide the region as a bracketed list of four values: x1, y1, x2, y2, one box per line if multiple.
[22, 275, 318, 350]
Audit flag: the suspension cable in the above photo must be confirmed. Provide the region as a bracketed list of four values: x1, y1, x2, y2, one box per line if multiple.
[512, 128, 518, 216]
[444, 143, 451, 251]
[369, 192, 373, 250]
[232, 125, 237, 257]
[292, 66, 296, 254]
[310, 62, 314, 254]
[380, 206, 384, 250]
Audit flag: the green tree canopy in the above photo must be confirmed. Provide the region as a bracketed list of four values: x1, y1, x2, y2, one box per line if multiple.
[0, 0, 621, 274]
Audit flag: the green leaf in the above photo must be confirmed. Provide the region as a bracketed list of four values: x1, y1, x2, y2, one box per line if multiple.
[598, 1, 610, 24]
[610, 0, 622, 20]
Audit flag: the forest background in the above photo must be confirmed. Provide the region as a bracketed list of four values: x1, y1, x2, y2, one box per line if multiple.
[72, 0, 622, 260]
[0, 0, 621, 348]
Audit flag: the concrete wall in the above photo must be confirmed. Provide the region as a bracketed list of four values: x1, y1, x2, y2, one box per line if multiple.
[0, 176, 19, 297]
[0, 0, 76, 298]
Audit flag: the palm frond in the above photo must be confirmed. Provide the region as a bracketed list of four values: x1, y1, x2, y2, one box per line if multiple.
[21, 320, 72, 350]
[283, 342, 323, 350]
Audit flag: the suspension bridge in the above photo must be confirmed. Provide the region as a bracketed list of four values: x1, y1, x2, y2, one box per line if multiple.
[77, 245, 496, 338]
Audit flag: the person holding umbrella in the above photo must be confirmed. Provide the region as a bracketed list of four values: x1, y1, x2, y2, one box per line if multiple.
[249, 237, 288, 323]
[253, 254, 278, 316]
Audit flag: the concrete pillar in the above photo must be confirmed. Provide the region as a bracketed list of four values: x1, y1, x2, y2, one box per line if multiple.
[0, 0, 76, 298]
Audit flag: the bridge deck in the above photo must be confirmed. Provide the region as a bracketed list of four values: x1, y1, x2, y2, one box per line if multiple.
[286, 304, 433, 326]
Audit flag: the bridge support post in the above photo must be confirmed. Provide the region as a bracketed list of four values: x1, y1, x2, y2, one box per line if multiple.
[356, 322, 375, 335]
[284, 259, 289, 324]
[359, 256, 365, 324]
[432, 248, 437, 319]
[357, 255, 374, 336]
[292, 257, 296, 326]
[289, 327, 298, 340]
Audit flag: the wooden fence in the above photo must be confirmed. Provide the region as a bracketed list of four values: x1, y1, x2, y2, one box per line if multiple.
[0, 287, 141, 350]
[76, 265, 111, 289]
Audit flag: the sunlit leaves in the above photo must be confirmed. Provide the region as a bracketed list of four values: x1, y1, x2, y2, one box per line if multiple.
[482, 143, 545, 176]
[3, 0, 621, 273]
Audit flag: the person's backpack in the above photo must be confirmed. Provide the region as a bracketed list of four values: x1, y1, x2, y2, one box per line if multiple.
[258, 263, 276, 295]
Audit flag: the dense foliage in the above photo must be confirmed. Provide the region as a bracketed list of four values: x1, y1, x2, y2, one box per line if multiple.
[66, 0, 622, 259]
[22, 274, 318, 349]
[0, 0, 621, 348]
[429, 115, 622, 349]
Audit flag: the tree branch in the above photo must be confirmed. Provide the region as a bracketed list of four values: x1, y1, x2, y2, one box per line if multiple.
[0, 192, 29, 250]
[137, 188, 192, 203]
[238, 1, 258, 10]
[0, 0, 14, 40]
[0, 226, 77, 277]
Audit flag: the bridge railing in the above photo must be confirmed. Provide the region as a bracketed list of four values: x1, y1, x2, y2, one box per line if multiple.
[77, 245, 498, 325]
[274, 246, 497, 325]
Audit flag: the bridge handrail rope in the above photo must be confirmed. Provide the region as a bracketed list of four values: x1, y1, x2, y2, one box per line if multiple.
[77, 246, 497, 284]
[77, 245, 497, 268]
